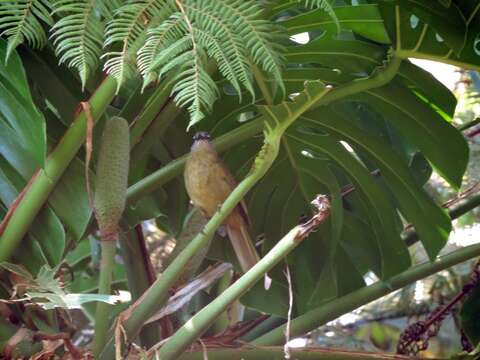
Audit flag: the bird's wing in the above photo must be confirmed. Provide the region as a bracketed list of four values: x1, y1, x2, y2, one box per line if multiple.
[217, 161, 251, 226]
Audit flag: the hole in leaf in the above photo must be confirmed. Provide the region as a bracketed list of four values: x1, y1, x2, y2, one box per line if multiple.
[340, 141, 355, 153]
[290, 32, 310, 44]
[474, 33, 480, 56]
[409, 14, 419, 29]
[300, 148, 330, 161]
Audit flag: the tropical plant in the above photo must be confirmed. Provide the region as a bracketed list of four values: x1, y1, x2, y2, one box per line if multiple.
[0, 0, 479, 359]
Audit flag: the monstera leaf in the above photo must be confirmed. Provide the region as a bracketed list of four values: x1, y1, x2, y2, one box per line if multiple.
[175, 1, 471, 316]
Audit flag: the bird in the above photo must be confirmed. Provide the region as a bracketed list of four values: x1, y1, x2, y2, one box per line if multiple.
[184, 131, 260, 273]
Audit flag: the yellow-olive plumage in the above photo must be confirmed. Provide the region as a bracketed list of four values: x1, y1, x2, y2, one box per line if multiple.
[184, 132, 259, 272]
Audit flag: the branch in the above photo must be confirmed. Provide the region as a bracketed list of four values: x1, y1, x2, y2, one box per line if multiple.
[152, 196, 331, 360]
[126, 55, 402, 204]
[101, 54, 402, 359]
[0, 76, 117, 262]
[177, 346, 416, 360]
[252, 243, 480, 346]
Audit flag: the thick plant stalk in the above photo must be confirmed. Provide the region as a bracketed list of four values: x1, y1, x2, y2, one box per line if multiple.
[92, 117, 130, 357]
[126, 56, 403, 204]
[178, 347, 416, 360]
[99, 54, 403, 359]
[0, 76, 117, 262]
[210, 270, 234, 334]
[100, 132, 284, 360]
[154, 196, 331, 360]
[118, 227, 161, 348]
[93, 240, 117, 357]
[253, 243, 480, 346]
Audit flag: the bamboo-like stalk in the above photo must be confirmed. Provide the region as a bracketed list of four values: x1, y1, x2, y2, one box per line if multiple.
[153, 196, 331, 360]
[126, 57, 403, 204]
[99, 55, 403, 359]
[210, 270, 234, 334]
[177, 346, 422, 360]
[99, 126, 286, 360]
[118, 226, 161, 348]
[93, 240, 117, 357]
[0, 76, 117, 262]
[253, 243, 480, 345]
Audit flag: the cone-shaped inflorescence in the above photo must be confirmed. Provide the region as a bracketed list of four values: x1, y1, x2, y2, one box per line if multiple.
[93, 116, 130, 241]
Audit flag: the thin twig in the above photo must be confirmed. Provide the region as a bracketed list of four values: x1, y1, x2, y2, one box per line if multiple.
[283, 264, 293, 360]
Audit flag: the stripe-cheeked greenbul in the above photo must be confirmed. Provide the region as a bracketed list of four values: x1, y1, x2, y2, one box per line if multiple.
[184, 132, 261, 275]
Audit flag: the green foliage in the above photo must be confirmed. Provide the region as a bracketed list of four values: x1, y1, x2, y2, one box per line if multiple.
[50, 0, 104, 90]
[0, 0, 479, 358]
[0, 0, 53, 61]
[133, 0, 285, 127]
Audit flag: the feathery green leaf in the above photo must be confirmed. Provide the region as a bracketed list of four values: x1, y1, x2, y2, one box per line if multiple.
[0, 0, 53, 61]
[50, 0, 104, 89]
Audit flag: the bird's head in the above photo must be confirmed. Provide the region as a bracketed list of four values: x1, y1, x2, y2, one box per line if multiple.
[191, 131, 212, 151]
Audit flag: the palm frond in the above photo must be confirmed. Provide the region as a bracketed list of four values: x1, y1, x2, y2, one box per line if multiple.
[137, 14, 185, 86]
[138, 0, 285, 126]
[102, 0, 175, 92]
[97, 0, 125, 20]
[50, 0, 104, 89]
[0, 0, 53, 61]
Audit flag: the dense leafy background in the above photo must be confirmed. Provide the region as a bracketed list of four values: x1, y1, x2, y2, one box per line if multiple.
[0, 0, 479, 331]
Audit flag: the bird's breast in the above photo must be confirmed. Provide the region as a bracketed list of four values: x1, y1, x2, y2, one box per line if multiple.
[185, 149, 229, 216]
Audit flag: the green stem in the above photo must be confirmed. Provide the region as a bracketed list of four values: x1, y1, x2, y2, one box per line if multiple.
[126, 56, 402, 204]
[0, 76, 117, 263]
[241, 316, 286, 342]
[99, 54, 402, 359]
[396, 49, 480, 72]
[210, 270, 234, 334]
[93, 239, 117, 358]
[253, 243, 480, 346]
[118, 226, 161, 347]
[130, 81, 176, 147]
[100, 131, 280, 360]
[177, 347, 425, 360]
[155, 216, 317, 360]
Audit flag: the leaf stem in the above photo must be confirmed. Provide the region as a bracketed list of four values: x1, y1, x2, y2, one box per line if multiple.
[152, 197, 331, 360]
[126, 55, 403, 204]
[253, 243, 480, 345]
[0, 76, 117, 263]
[178, 346, 414, 360]
[93, 239, 117, 358]
[100, 125, 283, 360]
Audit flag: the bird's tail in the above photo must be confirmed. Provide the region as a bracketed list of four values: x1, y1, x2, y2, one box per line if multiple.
[226, 222, 260, 273]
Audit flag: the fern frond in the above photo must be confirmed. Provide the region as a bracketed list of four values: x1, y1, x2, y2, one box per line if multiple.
[137, 14, 185, 86]
[50, 0, 104, 89]
[172, 52, 219, 127]
[102, 0, 175, 92]
[137, 0, 284, 126]
[0, 0, 53, 61]
[184, 1, 255, 100]
[303, 0, 340, 33]
[207, 0, 285, 95]
[97, 0, 125, 20]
